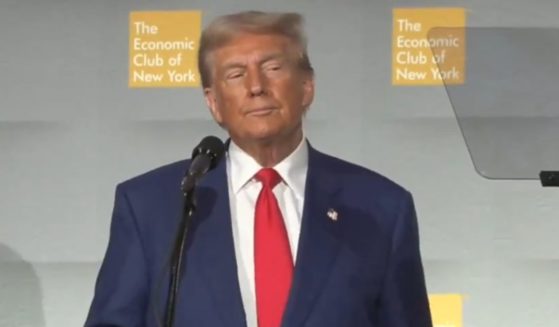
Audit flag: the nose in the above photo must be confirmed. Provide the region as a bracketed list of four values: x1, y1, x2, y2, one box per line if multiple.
[245, 67, 267, 97]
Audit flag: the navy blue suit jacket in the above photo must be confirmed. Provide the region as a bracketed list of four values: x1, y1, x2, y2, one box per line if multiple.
[85, 145, 432, 327]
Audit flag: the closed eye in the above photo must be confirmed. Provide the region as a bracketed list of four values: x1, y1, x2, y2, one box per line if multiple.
[265, 63, 282, 71]
[226, 70, 244, 80]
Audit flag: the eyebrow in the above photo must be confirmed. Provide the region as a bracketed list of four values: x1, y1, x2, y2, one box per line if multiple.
[221, 52, 287, 72]
[259, 53, 286, 65]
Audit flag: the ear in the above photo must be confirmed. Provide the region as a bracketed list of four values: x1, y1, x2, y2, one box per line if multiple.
[204, 87, 223, 125]
[301, 75, 315, 110]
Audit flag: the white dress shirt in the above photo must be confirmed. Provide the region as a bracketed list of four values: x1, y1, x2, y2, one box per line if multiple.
[226, 137, 308, 327]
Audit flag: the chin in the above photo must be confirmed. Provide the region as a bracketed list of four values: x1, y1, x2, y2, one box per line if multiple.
[244, 124, 281, 138]
[243, 129, 283, 144]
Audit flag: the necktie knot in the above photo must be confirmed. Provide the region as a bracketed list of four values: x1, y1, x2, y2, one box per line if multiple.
[255, 168, 282, 189]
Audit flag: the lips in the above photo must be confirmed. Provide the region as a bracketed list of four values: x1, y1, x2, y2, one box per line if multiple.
[246, 106, 277, 116]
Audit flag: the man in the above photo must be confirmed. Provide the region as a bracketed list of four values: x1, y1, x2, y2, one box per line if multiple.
[86, 11, 432, 327]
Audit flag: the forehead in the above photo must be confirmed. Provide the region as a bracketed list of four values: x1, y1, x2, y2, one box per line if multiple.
[211, 33, 294, 67]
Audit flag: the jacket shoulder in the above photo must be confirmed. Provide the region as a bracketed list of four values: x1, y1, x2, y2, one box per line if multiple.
[118, 159, 190, 195]
[313, 150, 410, 199]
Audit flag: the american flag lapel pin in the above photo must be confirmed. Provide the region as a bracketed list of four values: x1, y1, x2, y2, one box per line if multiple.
[327, 208, 338, 222]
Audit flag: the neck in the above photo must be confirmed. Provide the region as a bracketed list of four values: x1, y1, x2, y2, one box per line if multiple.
[232, 131, 303, 167]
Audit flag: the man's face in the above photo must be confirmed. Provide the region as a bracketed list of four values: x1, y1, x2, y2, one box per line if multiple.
[204, 33, 314, 145]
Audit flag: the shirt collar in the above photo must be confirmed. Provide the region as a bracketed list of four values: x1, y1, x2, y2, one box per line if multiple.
[227, 136, 308, 199]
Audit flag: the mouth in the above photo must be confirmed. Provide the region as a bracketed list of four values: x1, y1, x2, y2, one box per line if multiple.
[245, 107, 277, 117]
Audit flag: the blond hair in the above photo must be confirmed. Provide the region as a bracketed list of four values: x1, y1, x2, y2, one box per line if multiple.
[197, 11, 314, 88]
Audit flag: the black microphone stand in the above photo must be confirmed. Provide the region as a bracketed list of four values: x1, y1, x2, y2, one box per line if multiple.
[160, 135, 225, 327]
[163, 181, 197, 327]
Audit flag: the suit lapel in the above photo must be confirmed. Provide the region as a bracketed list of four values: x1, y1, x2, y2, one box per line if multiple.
[281, 147, 344, 327]
[190, 158, 247, 327]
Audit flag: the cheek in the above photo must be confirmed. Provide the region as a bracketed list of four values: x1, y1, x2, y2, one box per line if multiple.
[280, 85, 306, 113]
[216, 91, 243, 117]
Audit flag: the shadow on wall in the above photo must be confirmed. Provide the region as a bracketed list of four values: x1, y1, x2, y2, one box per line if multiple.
[0, 243, 45, 327]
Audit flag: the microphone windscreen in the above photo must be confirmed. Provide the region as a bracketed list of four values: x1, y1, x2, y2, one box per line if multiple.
[191, 136, 225, 170]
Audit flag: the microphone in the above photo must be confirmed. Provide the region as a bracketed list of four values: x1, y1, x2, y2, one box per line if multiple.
[181, 136, 225, 194]
[164, 135, 225, 327]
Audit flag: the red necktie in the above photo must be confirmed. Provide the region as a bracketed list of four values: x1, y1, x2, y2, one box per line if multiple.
[254, 168, 293, 327]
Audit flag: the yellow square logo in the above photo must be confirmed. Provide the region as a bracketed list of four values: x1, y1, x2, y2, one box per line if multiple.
[392, 8, 466, 86]
[429, 294, 463, 327]
[129, 11, 201, 88]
